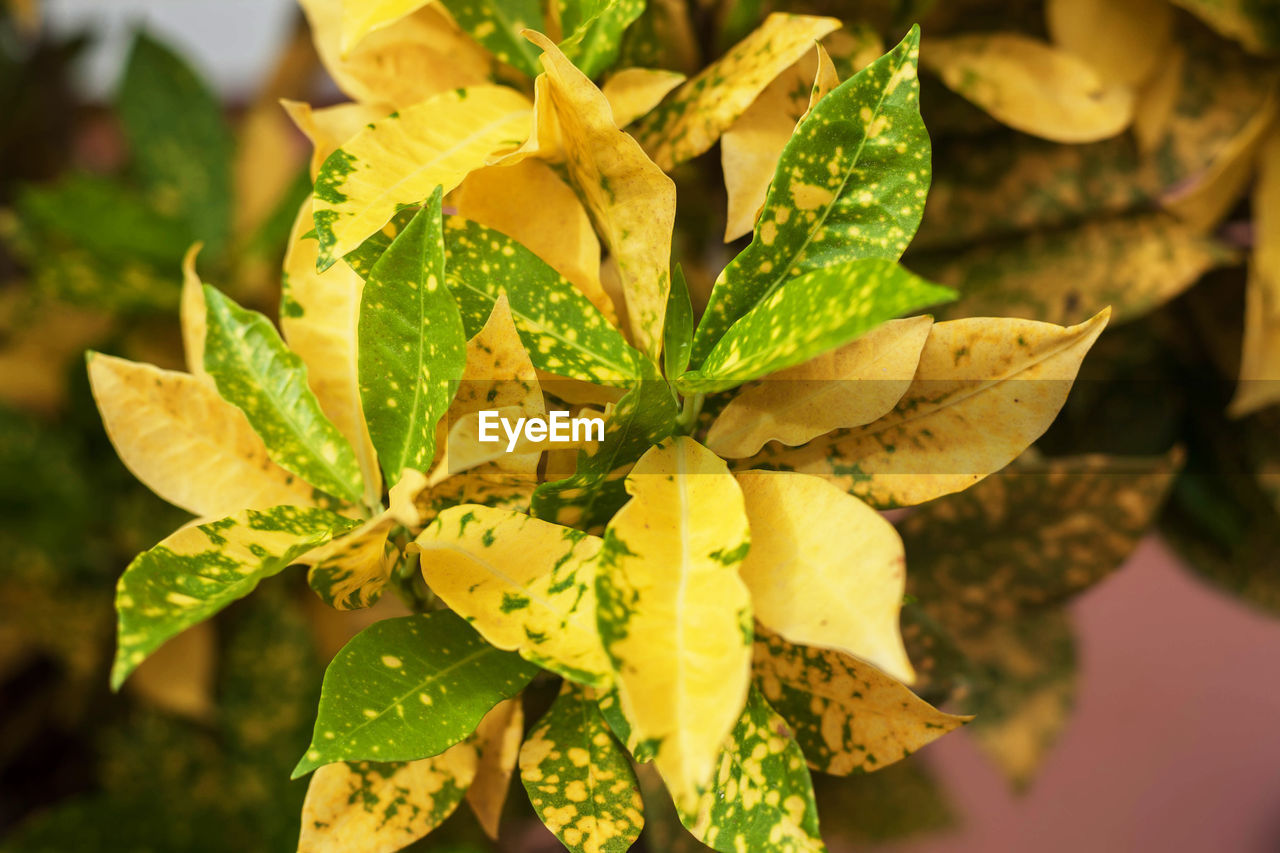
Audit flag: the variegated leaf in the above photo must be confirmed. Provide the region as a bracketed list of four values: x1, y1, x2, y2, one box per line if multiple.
[293, 611, 538, 777]
[467, 697, 525, 839]
[558, 0, 647, 78]
[595, 437, 753, 810]
[112, 505, 358, 689]
[520, 683, 644, 852]
[416, 505, 612, 686]
[203, 286, 366, 505]
[663, 264, 694, 380]
[753, 628, 966, 776]
[601, 67, 685, 126]
[283, 99, 392, 179]
[303, 516, 397, 611]
[440, 0, 545, 76]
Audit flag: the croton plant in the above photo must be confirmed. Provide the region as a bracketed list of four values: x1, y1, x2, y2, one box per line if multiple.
[86, 3, 1112, 851]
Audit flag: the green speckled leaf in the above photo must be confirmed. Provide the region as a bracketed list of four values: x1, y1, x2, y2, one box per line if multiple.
[663, 264, 694, 379]
[111, 505, 357, 690]
[520, 683, 644, 852]
[596, 687, 656, 763]
[203, 287, 365, 504]
[293, 611, 538, 778]
[677, 687, 823, 853]
[677, 259, 953, 394]
[359, 190, 467, 483]
[692, 27, 928, 365]
[558, 0, 647, 78]
[440, 0, 545, 76]
[752, 628, 966, 777]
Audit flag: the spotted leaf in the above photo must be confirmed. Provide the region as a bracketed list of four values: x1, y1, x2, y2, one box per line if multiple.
[112, 505, 358, 690]
[752, 628, 966, 776]
[520, 683, 644, 853]
[692, 28, 928, 363]
[706, 316, 931, 459]
[203, 287, 365, 505]
[283, 99, 392, 179]
[298, 745, 477, 853]
[359, 190, 467, 483]
[676, 687, 823, 853]
[558, 0, 647, 79]
[86, 353, 324, 518]
[742, 310, 1110, 508]
[631, 13, 841, 171]
[663, 264, 694, 380]
[595, 437, 753, 810]
[302, 516, 397, 611]
[735, 471, 913, 683]
[440, 0, 545, 76]
[415, 504, 613, 686]
[312, 85, 531, 270]
[677, 259, 953, 395]
[293, 611, 538, 777]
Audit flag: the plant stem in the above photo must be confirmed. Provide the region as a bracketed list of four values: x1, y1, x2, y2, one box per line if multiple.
[675, 393, 705, 435]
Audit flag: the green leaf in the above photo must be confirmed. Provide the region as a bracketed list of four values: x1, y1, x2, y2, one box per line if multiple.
[359, 189, 468, 483]
[203, 286, 366, 505]
[663, 264, 694, 379]
[532, 364, 678, 529]
[111, 505, 357, 690]
[676, 687, 824, 853]
[117, 32, 234, 256]
[692, 27, 928, 365]
[439, 0, 545, 76]
[292, 611, 539, 778]
[676, 259, 953, 394]
[520, 683, 644, 852]
[558, 0, 647, 78]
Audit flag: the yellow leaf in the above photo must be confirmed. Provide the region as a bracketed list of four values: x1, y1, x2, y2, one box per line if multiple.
[282, 99, 392, 179]
[298, 742, 478, 853]
[282, 197, 382, 507]
[86, 353, 324, 517]
[753, 628, 967, 776]
[1133, 45, 1185, 155]
[467, 697, 525, 840]
[416, 505, 613, 686]
[596, 437, 753, 810]
[301, 515, 396, 610]
[341, 0, 434, 54]
[454, 159, 616, 323]
[514, 34, 676, 360]
[735, 471, 913, 683]
[1045, 0, 1174, 88]
[706, 316, 932, 458]
[179, 243, 207, 379]
[300, 0, 491, 108]
[721, 42, 839, 242]
[741, 310, 1110, 508]
[128, 622, 216, 722]
[1230, 130, 1280, 416]
[921, 33, 1135, 143]
[602, 67, 686, 127]
[632, 13, 841, 171]
[313, 85, 532, 267]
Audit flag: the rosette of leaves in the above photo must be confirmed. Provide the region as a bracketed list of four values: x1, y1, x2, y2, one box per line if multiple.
[90, 10, 1114, 853]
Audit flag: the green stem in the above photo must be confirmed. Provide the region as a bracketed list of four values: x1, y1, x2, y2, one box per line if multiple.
[675, 393, 705, 435]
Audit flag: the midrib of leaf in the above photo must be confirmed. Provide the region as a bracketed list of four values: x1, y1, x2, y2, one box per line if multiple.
[673, 444, 693, 784]
[397, 234, 432, 478]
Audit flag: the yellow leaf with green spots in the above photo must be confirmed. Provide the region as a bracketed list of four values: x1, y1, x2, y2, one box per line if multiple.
[692, 28, 929, 363]
[339, 0, 434, 54]
[1045, 0, 1174, 88]
[179, 243, 207, 378]
[631, 13, 840, 171]
[741, 310, 1110, 508]
[921, 34, 1135, 144]
[467, 697, 525, 840]
[753, 629, 967, 776]
[282, 99, 391, 179]
[302, 515, 397, 611]
[602, 67, 686, 126]
[520, 683, 644, 853]
[1169, 0, 1280, 53]
[86, 353, 325, 518]
[282, 197, 382, 506]
[203, 286, 366, 505]
[312, 85, 531, 270]
[294, 611, 538, 777]
[677, 687, 824, 853]
[1230, 129, 1280, 416]
[298, 744, 478, 853]
[735, 471, 913, 683]
[706, 316, 931, 458]
[910, 213, 1237, 327]
[516, 33, 676, 360]
[417, 504, 612, 686]
[112, 505, 359, 690]
[595, 437, 753, 810]
[300, 0, 492, 108]
[454, 158, 616, 322]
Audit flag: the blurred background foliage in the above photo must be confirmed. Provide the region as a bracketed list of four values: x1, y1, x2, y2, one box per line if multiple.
[0, 0, 1277, 849]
